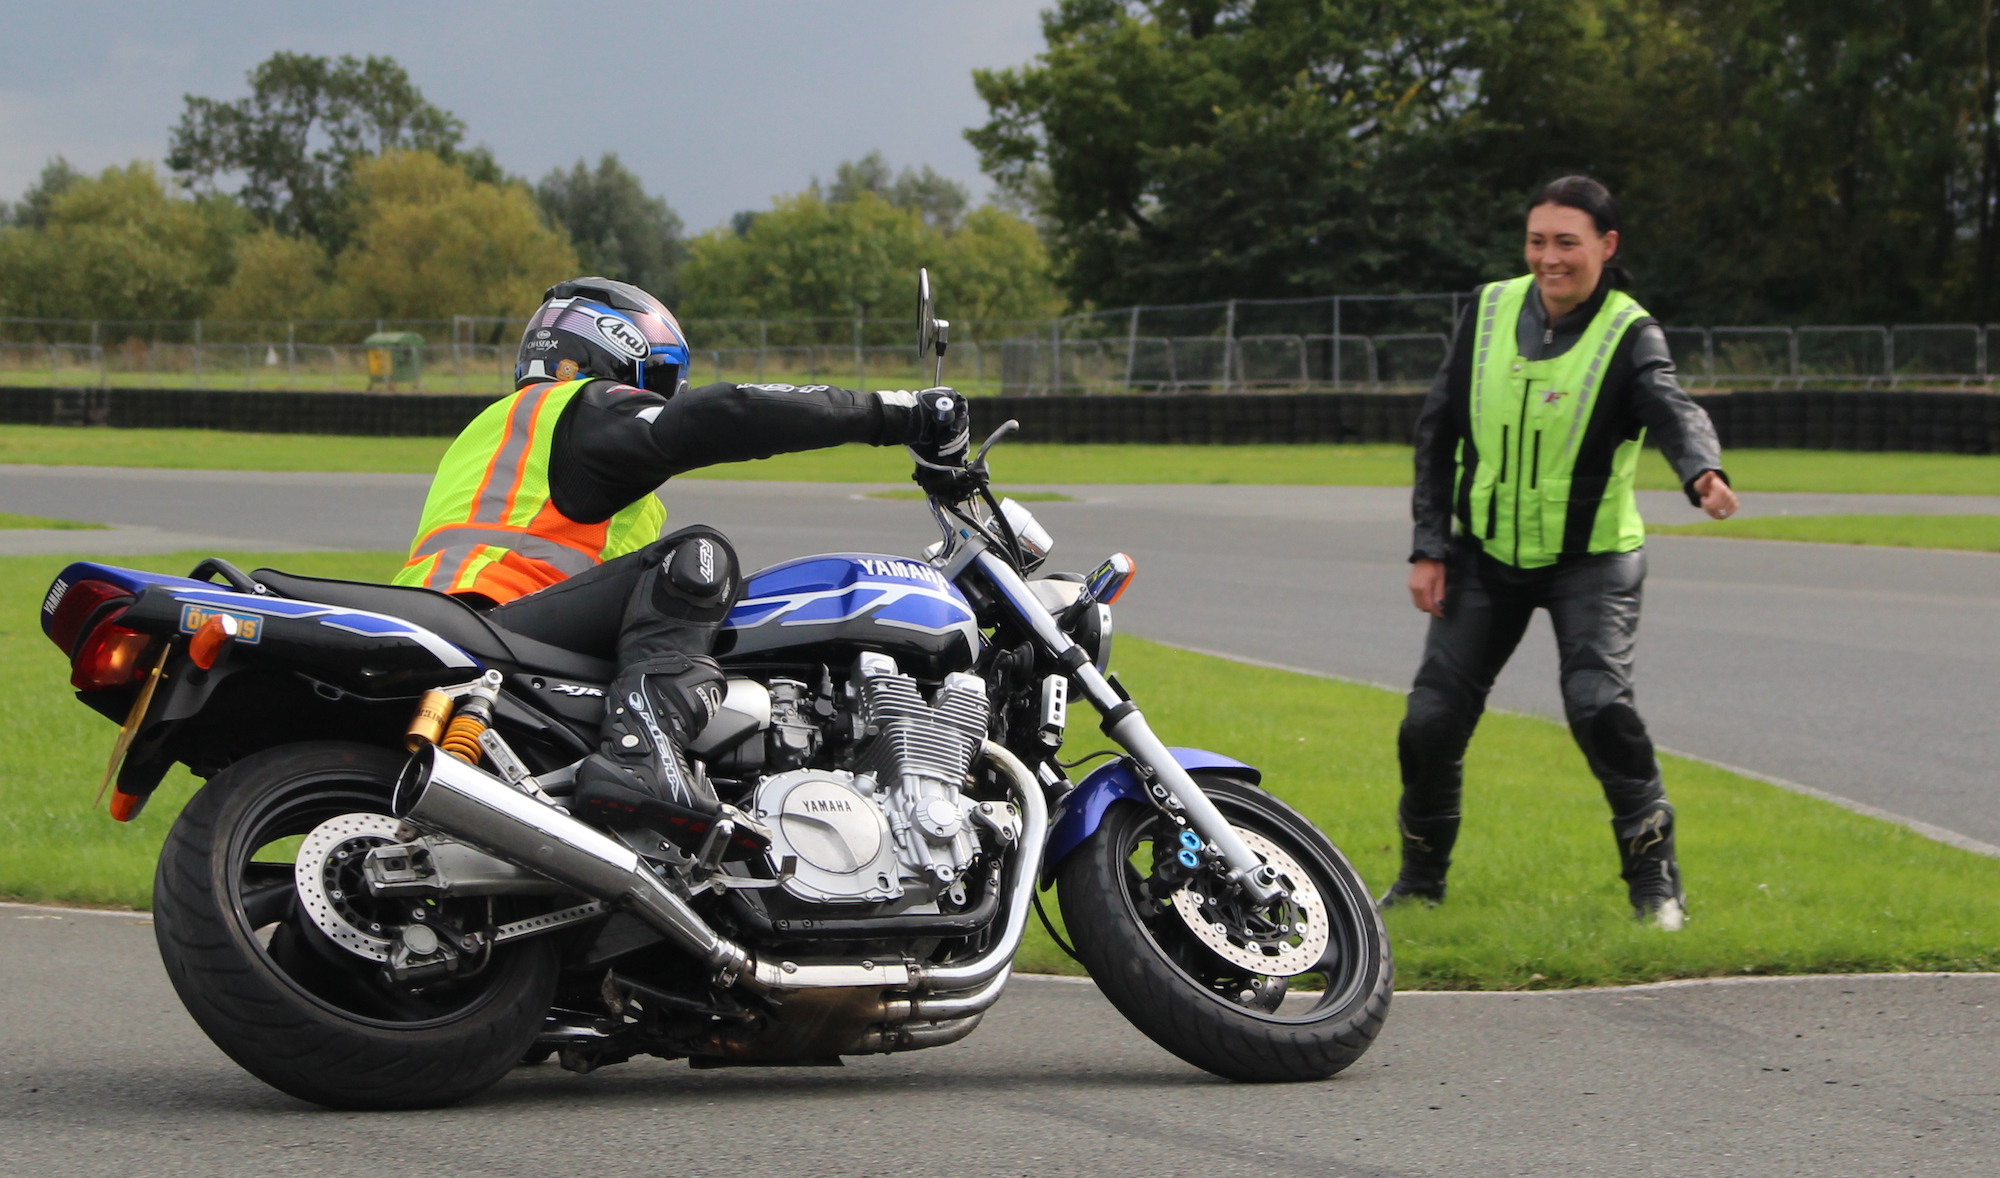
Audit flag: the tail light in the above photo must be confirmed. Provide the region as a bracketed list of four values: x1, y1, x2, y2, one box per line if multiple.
[71, 616, 156, 692]
[45, 578, 133, 656]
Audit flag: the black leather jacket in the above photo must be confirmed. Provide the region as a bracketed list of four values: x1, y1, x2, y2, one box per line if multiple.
[1410, 276, 1727, 563]
[546, 380, 922, 524]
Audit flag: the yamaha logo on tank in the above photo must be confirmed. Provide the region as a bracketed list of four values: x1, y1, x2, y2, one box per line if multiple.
[594, 315, 649, 359]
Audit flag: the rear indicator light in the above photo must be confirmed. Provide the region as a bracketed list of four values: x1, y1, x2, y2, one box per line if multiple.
[46, 578, 132, 655]
[71, 618, 156, 692]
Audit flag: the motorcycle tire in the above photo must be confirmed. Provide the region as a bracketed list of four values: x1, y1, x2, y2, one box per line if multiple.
[1057, 773, 1392, 1082]
[153, 741, 559, 1110]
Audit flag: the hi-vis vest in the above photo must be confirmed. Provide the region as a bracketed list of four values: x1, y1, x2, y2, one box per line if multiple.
[1457, 275, 1652, 569]
[393, 379, 666, 602]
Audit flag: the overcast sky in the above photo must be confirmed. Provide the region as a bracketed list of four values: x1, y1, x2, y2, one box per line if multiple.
[0, 0, 1049, 231]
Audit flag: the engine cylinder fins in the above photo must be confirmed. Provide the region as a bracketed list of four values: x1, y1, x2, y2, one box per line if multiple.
[293, 812, 406, 961]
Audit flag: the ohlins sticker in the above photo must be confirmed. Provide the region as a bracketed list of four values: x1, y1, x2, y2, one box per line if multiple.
[178, 604, 264, 644]
[595, 314, 649, 359]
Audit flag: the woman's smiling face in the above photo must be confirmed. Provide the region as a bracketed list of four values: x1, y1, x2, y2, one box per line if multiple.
[1525, 202, 1619, 311]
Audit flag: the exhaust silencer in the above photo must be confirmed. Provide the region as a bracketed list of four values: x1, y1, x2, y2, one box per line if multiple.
[393, 744, 751, 980]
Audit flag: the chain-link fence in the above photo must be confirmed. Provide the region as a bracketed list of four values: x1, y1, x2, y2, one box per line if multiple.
[4, 299, 1996, 396]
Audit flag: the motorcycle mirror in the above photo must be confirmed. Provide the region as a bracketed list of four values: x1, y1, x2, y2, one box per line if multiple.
[917, 268, 949, 386]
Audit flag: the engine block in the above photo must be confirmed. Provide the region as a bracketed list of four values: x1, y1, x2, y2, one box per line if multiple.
[748, 655, 994, 906]
[852, 656, 992, 888]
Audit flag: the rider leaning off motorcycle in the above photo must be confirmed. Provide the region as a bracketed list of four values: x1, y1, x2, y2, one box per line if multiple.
[393, 277, 970, 837]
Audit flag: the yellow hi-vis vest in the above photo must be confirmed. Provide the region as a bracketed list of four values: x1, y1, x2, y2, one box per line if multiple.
[392, 379, 666, 602]
[1459, 275, 1651, 568]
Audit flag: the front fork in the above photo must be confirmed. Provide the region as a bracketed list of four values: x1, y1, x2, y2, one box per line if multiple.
[969, 552, 1286, 907]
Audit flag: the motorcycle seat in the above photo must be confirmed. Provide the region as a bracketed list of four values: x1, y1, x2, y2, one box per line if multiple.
[251, 568, 614, 684]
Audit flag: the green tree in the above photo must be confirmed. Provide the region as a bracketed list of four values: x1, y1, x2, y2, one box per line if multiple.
[0, 161, 246, 322]
[973, 0, 2000, 323]
[679, 190, 1060, 330]
[969, 0, 1522, 307]
[822, 150, 971, 232]
[325, 151, 579, 322]
[5, 158, 85, 229]
[534, 153, 686, 299]
[206, 229, 331, 323]
[167, 52, 468, 246]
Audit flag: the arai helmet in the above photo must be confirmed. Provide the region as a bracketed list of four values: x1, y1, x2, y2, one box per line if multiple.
[516, 277, 691, 393]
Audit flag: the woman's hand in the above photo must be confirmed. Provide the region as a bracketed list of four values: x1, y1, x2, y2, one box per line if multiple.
[1409, 558, 1447, 619]
[1695, 470, 1738, 520]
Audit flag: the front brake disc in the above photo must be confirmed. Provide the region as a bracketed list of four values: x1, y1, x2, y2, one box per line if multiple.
[1170, 827, 1329, 977]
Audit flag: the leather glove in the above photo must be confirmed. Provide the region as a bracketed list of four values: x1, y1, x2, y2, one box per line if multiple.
[905, 387, 970, 471]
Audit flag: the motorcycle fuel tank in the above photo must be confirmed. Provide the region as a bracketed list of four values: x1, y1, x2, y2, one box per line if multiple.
[715, 554, 980, 678]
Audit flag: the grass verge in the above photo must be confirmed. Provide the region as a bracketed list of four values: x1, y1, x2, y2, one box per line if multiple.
[0, 512, 103, 530]
[7, 423, 2000, 493]
[1651, 513, 2000, 552]
[3, 548, 1994, 988]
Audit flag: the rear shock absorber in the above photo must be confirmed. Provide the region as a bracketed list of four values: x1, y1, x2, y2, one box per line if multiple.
[437, 670, 503, 764]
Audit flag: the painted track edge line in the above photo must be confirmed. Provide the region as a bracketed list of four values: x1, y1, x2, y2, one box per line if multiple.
[1152, 640, 2000, 859]
[2, 900, 151, 919]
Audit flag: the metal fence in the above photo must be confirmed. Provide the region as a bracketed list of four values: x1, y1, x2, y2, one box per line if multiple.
[4, 298, 1997, 396]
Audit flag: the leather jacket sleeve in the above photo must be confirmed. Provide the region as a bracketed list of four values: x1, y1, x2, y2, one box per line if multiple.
[1410, 304, 1472, 563]
[1626, 324, 1727, 503]
[548, 380, 919, 524]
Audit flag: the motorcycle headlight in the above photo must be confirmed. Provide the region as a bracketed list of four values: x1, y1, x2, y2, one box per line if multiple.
[998, 499, 1053, 572]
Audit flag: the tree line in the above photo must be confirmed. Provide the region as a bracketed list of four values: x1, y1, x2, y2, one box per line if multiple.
[0, 52, 1060, 337]
[971, 0, 2000, 325]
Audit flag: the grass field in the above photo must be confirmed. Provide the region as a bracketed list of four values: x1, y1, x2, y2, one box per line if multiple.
[0, 511, 102, 530]
[4, 547, 1995, 989]
[1652, 513, 2000, 552]
[5, 424, 2000, 493]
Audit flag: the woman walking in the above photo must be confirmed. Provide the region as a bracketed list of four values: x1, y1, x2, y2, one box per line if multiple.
[1384, 176, 1738, 930]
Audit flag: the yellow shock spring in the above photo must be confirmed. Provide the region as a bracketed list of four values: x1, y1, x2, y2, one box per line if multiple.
[438, 714, 487, 764]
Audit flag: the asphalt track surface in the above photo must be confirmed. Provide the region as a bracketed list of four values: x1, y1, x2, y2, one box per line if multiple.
[4, 466, 2000, 1174]
[3, 463, 1997, 845]
[6, 905, 1998, 1178]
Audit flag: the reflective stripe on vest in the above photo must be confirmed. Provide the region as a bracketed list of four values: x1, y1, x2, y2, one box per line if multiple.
[1458, 275, 1649, 569]
[392, 379, 667, 601]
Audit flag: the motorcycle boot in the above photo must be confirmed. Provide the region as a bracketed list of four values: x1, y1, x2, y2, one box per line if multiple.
[573, 527, 741, 848]
[1376, 810, 1458, 909]
[1615, 800, 1686, 930]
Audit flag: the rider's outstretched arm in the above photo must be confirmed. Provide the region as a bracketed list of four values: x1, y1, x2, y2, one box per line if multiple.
[548, 380, 931, 523]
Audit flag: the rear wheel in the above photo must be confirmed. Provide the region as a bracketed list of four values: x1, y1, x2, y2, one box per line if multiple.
[1058, 774, 1391, 1082]
[153, 741, 559, 1109]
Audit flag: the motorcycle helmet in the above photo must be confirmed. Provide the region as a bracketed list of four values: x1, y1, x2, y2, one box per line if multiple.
[516, 277, 691, 393]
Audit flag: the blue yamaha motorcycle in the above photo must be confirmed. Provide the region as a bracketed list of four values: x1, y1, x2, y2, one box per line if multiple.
[35, 274, 1390, 1108]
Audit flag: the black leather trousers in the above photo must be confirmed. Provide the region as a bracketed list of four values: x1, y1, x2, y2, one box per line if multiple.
[1395, 542, 1671, 890]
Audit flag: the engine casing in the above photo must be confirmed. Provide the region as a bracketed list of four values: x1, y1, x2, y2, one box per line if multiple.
[749, 656, 992, 906]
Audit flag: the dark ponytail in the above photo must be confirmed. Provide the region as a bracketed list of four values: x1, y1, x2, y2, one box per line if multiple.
[1529, 175, 1632, 288]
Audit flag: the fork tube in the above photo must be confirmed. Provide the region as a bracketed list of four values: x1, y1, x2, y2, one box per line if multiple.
[970, 552, 1281, 903]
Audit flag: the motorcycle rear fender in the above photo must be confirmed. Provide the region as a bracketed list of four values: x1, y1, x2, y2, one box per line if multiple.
[1041, 748, 1261, 888]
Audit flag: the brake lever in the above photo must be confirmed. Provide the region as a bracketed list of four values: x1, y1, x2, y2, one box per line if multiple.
[973, 419, 1020, 467]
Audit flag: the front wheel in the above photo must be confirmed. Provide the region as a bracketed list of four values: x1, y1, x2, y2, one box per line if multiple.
[1057, 774, 1391, 1082]
[153, 741, 559, 1109]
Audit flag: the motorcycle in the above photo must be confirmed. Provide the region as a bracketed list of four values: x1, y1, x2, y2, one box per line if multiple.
[35, 272, 1391, 1109]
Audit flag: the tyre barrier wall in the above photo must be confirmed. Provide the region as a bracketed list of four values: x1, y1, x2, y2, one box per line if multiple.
[3, 385, 1999, 453]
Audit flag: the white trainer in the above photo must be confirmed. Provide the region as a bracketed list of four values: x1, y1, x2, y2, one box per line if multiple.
[1644, 897, 1687, 931]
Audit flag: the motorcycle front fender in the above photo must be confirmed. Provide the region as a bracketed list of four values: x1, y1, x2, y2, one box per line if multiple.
[1041, 747, 1261, 889]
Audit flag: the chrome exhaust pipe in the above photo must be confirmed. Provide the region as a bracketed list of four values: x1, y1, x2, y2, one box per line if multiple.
[906, 742, 1048, 995]
[394, 745, 756, 980]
